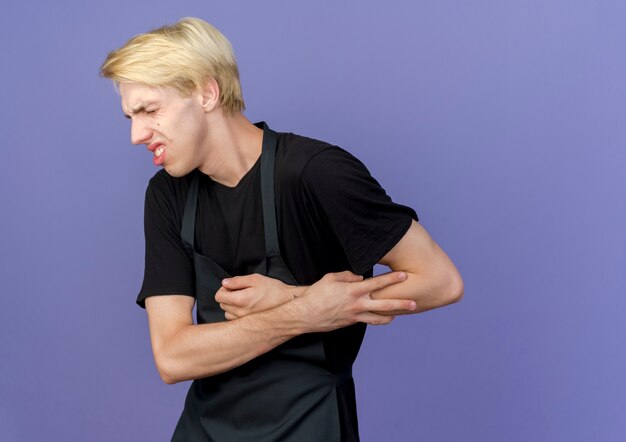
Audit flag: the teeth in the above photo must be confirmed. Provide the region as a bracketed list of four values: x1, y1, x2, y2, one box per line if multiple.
[155, 146, 165, 156]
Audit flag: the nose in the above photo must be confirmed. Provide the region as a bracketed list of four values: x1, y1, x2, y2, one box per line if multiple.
[130, 118, 152, 145]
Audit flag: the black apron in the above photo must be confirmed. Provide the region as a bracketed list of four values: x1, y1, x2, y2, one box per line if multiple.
[171, 122, 352, 442]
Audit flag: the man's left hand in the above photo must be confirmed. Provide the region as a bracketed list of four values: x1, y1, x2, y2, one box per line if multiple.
[215, 274, 302, 320]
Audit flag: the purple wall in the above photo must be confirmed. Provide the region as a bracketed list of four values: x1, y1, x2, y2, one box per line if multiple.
[1, 1, 625, 441]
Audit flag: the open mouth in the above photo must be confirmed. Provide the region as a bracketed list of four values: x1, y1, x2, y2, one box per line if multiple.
[153, 145, 166, 166]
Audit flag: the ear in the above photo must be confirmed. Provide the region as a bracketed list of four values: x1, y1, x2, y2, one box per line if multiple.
[201, 77, 220, 112]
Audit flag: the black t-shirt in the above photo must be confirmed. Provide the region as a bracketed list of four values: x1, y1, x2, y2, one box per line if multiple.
[137, 129, 418, 438]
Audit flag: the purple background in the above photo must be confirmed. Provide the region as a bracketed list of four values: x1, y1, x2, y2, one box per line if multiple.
[1, 1, 624, 441]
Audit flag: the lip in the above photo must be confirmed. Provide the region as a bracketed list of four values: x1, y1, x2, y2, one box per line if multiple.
[147, 142, 163, 152]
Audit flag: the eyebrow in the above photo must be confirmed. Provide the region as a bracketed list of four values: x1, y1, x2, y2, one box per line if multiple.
[123, 102, 157, 119]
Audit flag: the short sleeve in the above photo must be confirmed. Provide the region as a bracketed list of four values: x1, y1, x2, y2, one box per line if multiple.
[136, 173, 195, 308]
[301, 147, 418, 275]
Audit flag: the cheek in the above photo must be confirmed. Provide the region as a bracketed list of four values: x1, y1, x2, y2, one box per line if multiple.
[168, 102, 206, 145]
[186, 113, 208, 141]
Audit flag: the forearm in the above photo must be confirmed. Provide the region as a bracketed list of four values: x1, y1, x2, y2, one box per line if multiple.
[154, 272, 414, 383]
[155, 302, 306, 384]
[370, 270, 463, 315]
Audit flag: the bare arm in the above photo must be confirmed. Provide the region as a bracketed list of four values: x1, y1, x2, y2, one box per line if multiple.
[146, 294, 301, 384]
[217, 220, 463, 319]
[372, 219, 464, 315]
[145, 271, 414, 384]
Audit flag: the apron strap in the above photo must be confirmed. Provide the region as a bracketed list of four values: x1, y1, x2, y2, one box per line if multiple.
[179, 122, 292, 281]
[259, 122, 281, 259]
[333, 366, 353, 387]
[181, 173, 200, 258]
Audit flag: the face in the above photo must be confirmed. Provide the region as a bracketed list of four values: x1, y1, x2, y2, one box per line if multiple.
[119, 82, 208, 177]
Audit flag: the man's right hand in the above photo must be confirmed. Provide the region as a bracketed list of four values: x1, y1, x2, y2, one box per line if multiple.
[293, 270, 415, 333]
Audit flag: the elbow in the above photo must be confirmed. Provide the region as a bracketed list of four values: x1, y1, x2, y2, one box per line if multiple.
[444, 271, 464, 305]
[450, 283, 464, 304]
[157, 360, 186, 385]
[153, 348, 184, 385]
[162, 376, 179, 385]
[159, 369, 178, 385]
[150, 326, 198, 385]
[155, 356, 177, 385]
[429, 269, 463, 308]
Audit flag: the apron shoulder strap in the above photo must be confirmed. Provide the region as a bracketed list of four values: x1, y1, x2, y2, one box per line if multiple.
[181, 172, 200, 258]
[180, 124, 286, 272]
[260, 123, 281, 259]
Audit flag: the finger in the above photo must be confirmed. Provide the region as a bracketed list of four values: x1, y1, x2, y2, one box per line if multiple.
[362, 298, 416, 313]
[222, 274, 263, 289]
[325, 271, 363, 283]
[357, 312, 395, 326]
[214, 288, 228, 303]
[370, 309, 411, 317]
[215, 288, 247, 307]
[215, 289, 232, 304]
[219, 303, 246, 318]
[224, 311, 239, 321]
[354, 271, 407, 295]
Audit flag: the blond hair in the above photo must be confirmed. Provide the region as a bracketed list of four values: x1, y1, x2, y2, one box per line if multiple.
[100, 17, 244, 115]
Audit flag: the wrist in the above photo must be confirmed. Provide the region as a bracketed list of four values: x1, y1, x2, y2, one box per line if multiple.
[288, 285, 308, 300]
[279, 294, 311, 334]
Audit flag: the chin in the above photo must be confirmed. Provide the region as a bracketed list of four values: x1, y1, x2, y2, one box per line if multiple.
[163, 164, 193, 178]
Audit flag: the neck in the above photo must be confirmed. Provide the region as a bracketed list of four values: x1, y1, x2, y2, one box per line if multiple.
[197, 112, 263, 187]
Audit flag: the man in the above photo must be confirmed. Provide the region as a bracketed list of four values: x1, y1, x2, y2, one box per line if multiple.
[101, 17, 463, 441]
